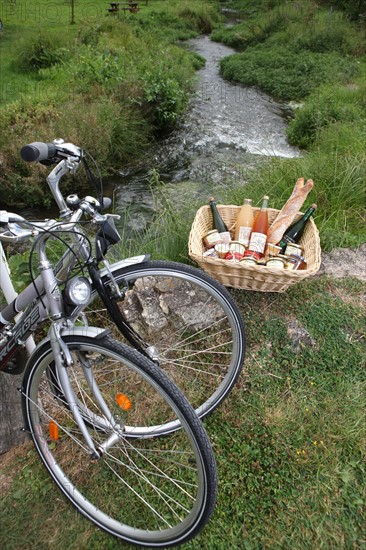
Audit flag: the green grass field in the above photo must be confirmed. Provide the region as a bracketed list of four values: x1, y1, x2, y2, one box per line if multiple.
[0, 276, 365, 549]
[0, 1, 365, 548]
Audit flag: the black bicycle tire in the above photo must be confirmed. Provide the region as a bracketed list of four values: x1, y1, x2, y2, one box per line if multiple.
[96, 260, 246, 421]
[22, 334, 217, 547]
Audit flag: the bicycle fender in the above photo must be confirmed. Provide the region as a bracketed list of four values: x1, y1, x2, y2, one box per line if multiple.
[98, 255, 149, 279]
[29, 326, 109, 357]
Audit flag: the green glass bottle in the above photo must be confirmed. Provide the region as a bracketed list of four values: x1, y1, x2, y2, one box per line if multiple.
[278, 204, 317, 253]
[209, 197, 228, 233]
[209, 198, 231, 244]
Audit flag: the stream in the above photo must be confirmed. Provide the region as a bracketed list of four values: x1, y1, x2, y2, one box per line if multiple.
[110, 35, 301, 232]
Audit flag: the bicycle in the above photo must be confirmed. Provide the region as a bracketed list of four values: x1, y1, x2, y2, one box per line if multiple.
[15, 139, 246, 430]
[0, 191, 217, 546]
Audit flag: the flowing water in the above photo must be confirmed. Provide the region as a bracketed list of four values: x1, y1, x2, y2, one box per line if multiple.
[111, 35, 301, 232]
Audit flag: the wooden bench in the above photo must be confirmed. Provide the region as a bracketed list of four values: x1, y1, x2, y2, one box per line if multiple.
[107, 2, 142, 14]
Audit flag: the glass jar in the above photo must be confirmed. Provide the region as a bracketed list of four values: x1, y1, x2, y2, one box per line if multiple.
[285, 254, 307, 270]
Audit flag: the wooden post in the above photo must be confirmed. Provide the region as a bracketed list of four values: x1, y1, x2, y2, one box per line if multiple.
[70, 0, 75, 24]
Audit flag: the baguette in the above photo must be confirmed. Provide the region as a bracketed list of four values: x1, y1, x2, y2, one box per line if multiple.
[267, 177, 314, 244]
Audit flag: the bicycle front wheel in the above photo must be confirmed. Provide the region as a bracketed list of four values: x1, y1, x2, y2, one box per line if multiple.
[90, 260, 246, 423]
[22, 334, 217, 547]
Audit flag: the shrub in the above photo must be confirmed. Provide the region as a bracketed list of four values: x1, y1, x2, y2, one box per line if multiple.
[14, 32, 70, 72]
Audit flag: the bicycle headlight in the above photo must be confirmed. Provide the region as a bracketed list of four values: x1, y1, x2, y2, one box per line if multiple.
[64, 276, 91, 306]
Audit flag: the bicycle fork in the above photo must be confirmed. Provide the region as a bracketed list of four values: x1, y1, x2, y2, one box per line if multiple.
[37, 237, 125, 459]
[48, 323, 127, 459]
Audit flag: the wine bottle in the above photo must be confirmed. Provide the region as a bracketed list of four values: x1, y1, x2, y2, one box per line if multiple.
[245, 196, 269, 259]
[209, 197, 231, 243]
[234, 198, 254, 246]
[278, 204, 317, 253]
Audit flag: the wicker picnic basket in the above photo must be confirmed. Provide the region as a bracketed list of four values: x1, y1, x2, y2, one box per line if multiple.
[188, 204, 321, 292]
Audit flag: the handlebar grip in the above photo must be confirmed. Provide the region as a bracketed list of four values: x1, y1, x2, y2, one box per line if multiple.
[20, 142, 57, 163]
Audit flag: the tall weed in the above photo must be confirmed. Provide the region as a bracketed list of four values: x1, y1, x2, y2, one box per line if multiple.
[14, 32, 71, 72]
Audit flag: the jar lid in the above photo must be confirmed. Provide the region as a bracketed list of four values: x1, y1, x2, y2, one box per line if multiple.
[267, 257, 286, 265]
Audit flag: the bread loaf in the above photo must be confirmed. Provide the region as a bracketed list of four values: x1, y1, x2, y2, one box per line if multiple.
[267, 177, 314, 244]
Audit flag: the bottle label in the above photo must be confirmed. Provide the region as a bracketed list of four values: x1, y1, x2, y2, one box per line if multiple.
[237, 226, 252, 247]
[249, 232, 267, 254]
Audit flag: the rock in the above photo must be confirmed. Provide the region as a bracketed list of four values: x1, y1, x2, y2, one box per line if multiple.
[317, 243, 366, 281]
[287, 319, 316, 354]
[122, 276, 223, 335]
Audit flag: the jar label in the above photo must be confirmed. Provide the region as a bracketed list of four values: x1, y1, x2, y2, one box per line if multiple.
[238, 226, 251, 246]
[220, 231, 231, 244]
[248, 232, 267, 254]
[285, 243, 303, 256]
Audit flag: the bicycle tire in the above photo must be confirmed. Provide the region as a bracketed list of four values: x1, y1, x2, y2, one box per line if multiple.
[22, 334, 217, 547]
[88, 260, 246, 424]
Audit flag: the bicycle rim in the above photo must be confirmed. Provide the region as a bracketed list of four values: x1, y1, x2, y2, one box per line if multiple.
[22, 335, 217, 547]
[88, 261, 246, 422]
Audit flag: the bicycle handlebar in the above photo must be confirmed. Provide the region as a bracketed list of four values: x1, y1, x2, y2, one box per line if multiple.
[20, 140, 83, 164]
[20, 142, 57, 163]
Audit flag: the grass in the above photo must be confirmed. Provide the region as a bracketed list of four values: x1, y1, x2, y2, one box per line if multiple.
[0, 0, 219, 207]
[1, 277, 365, 549]
[0, 1, 365, 547]
[211, 0, 366, 252]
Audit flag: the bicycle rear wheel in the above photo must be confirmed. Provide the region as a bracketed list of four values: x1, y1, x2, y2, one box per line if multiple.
[22, 334, 217, 547]
[89, 260, 246, 423]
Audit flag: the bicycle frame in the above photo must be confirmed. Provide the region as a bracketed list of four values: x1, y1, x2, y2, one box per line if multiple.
[0, 141, 151, 373]
[0, 224, 128, 457]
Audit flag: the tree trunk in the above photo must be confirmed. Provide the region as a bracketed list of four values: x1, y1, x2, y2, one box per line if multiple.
[0, 372, 28, 454]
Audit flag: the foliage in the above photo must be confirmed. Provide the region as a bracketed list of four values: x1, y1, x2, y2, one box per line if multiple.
[14, 32, 71, 72]
[214, 2, 365, 55]
[287, 84, 365, 148]
[0, 0, 217, 208]
[1, 277, 365, 548]
[220, 46, 359, 101]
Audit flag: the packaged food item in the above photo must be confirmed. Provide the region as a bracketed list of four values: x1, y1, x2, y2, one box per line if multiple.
[239, 257, 257, 266]
[278, 204, 317, 253]
[215, 243, 230, 258]
[284, 242, 303, 257]
[285, 254, 307, 270]
[267, 178, 314, 245]
[203, 229, 222, 249]
[225, 251, 244, 262]
[229, 241, 245, 256]
[203, 248, 219, 259]
[266, 257, 286, 269]
[266, 243, 282, 257]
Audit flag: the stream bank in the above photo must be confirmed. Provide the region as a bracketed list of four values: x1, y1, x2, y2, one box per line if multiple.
[110, 35, 301, 233]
